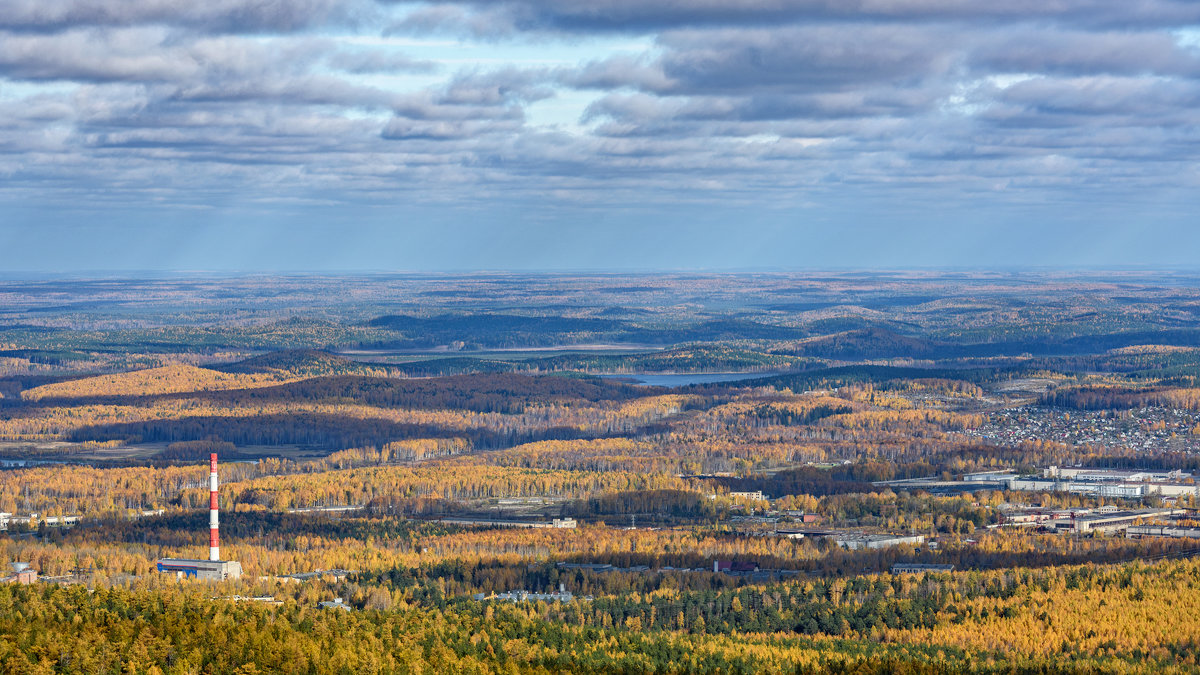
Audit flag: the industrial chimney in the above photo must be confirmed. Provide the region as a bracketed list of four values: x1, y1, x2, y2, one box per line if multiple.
[209, 453, 220, 562]
[154, 452, 241, 581]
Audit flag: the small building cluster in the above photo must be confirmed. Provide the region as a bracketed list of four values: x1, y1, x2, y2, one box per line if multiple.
[1050, 508, 1185, 534]
[714, 560, 760, 573]
[558, 562, 650, 573]
[214, 595, 283, 605]
[287, 505, 365, 515]
[554, 560, 800, 578]
[965, 406, 1200, 455]
[781, 511, 821, 523]
[475, 584, 585, 603]
[435, 517, 577, 529]
[997, 505, 1186, 534]
[2, 562, 37, 585]
[891, 563, 955, 574]
[0, 512, 81, 530]
[989, 466, 1200, 499]
[277, 568, 358, 583]
[765, 528, 927, 549]
[904, 465, 1200, 501]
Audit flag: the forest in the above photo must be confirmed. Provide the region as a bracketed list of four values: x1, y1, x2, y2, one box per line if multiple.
[4, 272, 1200, 673]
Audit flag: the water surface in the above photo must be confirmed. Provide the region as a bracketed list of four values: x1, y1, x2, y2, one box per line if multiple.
[598, 372, 781, 387]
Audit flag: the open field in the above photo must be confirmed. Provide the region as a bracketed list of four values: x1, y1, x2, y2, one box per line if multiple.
[5, 272, 1200, 673]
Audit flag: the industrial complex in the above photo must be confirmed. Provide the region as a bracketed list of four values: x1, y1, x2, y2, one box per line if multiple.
[883, 465, 1200, 501]
[156, 454, 242, 581]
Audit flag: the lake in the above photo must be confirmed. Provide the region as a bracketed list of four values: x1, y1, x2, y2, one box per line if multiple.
[598, 372, 781, 387]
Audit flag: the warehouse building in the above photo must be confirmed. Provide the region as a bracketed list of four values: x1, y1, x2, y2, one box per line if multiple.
[1044, 467, 1189, 483]
[1046, 508, 1184, 534]
[156, 558, 242, 581]
[1126, 525, 1200, 539]
[834, 533, 925, 550]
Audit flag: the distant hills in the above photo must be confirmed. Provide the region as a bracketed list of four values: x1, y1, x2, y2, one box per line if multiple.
[214, 349, 387, 378]
[361, 313, 809, 349]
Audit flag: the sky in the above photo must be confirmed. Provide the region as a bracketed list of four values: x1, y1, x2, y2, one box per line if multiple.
[2, 1, 1200, 271]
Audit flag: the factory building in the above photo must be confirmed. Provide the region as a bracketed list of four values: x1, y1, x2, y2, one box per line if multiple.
[1007, 478, 1197, 499]
[1072, 483, 1146, 499]
[951, 466, 1197, 500]
[158, 453, 241, 581]
[834, 533, 925, 550]
[1145, 483, 1200, 498]
[156, 559, 243, 581]
[1046, 508, 1185, 534]
[1044, 466, 1189, 483]
[963, 470, 1018, 484]
[2, 562, 37, 585]
[729, 490, 768, 501]
[1127, 525, 1200, 539]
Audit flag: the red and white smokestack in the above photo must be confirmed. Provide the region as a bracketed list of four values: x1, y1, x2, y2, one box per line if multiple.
[209, 453, 220, 562]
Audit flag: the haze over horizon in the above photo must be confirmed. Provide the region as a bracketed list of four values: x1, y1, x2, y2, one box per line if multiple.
[3, 1, 1200, 271]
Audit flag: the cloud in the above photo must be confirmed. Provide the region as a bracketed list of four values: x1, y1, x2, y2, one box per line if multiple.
[326, 49, 438, 74]
[0, 28, 199, 83]
[379, 68, 557, 143]
[969, 29, 1200, 78]
[567, 56, 675, 91]
[0, 30, 404, 111]
[393, 0, 1200, 33]
[381, 116, 524, 140]
[653, 26, 959, 94]
[385, 5, 519, 39]
[2, 0, 1200, 247]
[450, 68, 557, 105]
[0, 0, 365, 34]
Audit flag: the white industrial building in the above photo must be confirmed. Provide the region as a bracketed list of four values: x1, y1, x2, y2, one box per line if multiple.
[1045, 508, 1185, 534]
[156, 558, 243, 581]
[729, 490, 768, 501]
[1127, 525, 1200, 539]
[1043, 466, 1189, 483]
[834, 533, 925, 550]
[1006, 477, 1199, 500]
[963, 470, 1018, 483]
